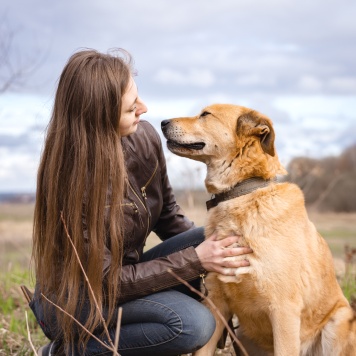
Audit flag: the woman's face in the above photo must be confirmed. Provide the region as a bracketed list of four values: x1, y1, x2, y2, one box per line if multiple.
[119, 77, 147, 137]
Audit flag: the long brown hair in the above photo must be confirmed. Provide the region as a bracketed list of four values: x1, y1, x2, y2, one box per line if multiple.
[32, 48, 132, 348]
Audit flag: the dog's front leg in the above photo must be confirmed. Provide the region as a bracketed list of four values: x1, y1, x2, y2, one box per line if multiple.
[270, 308, 301, 356]
[193, 297, 232, 356]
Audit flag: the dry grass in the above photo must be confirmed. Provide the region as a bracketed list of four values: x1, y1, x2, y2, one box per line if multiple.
[0, 202, 355, 355]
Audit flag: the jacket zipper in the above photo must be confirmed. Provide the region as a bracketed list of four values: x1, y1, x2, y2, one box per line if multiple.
[128, 159, 159, 242]
[128, 181, 150, 239]
[141, 160, 159, 199]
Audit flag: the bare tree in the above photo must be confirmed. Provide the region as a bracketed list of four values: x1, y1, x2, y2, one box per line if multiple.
[0, 16, 43, 93]
[286, 144, 356, 212]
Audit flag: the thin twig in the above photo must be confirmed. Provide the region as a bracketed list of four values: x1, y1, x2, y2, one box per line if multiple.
[25, 311, 38, 355]
[167, 269, 249, 356]
[60, 211, 118, 354]
[41, 293, 116, 353]
[114, 307, 123, 351]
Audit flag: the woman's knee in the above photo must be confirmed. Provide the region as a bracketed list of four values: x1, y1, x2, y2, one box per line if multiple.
[180, 299, 216, 349]
[117, 291, 216, 354]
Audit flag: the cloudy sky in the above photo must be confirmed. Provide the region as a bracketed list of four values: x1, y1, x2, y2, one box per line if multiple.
[0, 0, 355, 192]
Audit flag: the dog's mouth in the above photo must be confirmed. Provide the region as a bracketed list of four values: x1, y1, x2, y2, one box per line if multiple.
[167, 140, 206, 151]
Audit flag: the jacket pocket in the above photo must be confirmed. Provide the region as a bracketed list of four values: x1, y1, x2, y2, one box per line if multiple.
[122, 200, 141, 263]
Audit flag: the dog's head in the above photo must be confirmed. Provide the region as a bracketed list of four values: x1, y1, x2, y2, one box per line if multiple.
[161, 104, 286, 192]
[162, 104, 275, 160]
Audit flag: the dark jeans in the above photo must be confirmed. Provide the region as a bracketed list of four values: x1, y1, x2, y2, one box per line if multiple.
[31, 227, 216, 355]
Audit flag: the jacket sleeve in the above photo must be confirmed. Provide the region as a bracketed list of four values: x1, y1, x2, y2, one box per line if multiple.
[117, 246, 205, 304]
[150, 126, 195, 239]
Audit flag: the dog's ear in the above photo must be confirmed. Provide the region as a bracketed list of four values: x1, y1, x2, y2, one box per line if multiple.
[237, 111, 275, 156]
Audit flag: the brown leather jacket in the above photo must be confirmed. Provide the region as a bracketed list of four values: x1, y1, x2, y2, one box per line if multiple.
[104, 120, 205, 304]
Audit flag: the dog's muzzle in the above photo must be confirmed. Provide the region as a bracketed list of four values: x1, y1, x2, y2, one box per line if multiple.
[161, 120, 205, 150]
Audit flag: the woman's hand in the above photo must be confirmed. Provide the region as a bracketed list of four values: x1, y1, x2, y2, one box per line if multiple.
[195, 234, 253, 275]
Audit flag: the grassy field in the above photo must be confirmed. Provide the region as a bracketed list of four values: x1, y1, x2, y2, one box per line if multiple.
[0, 204, 46, 355]
[0, 202, 355, 355]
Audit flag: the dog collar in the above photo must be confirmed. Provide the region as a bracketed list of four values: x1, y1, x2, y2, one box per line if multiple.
[206, 177, 277, 211]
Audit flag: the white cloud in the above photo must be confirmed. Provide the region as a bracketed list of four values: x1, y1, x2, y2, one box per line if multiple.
[144, 99, 198, 120]
[0, 148, 38, 192]
[298, 76, 323, 92]
[0, 93, 51, 133]
[235, 74, 277, 88]
[154, 68, 215, 87]
[273, 95, 356, 122]
[327, 77, 356, 92]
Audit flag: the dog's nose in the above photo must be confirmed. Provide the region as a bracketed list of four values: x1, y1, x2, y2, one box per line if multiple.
[161, 120, 171, 129]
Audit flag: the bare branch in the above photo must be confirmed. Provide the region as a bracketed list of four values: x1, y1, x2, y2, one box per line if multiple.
[167, 269, 249, 356]
[25, 311, 38, 355]
[114, 307, 123, 352]
[60, 211, 119, 355]
[0, 16, 46, 93]
[41, 293, 116, 354]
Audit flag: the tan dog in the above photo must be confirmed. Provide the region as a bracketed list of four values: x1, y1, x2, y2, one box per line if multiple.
[161, 104, 356, 356]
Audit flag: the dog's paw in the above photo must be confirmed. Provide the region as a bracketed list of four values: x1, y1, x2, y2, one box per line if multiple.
[235, 266, 252, 276]
[217, 266, 252, 283]
[218, 274, 241, 283]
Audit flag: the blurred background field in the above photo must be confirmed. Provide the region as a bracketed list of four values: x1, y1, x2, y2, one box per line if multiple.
[0, 196, 355, 355]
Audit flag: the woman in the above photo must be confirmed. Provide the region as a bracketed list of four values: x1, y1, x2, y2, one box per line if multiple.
[31, 48, 253, 355]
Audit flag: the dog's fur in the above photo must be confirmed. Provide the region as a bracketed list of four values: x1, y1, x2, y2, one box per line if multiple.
[161, 104, 356, 356]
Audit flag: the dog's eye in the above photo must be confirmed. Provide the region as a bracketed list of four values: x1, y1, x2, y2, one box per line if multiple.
[200, 111, 210, 117]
